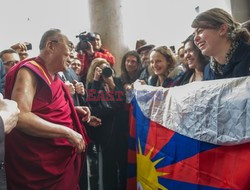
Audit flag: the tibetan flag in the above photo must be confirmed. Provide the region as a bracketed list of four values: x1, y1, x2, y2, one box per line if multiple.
[127, 77, 250, 190]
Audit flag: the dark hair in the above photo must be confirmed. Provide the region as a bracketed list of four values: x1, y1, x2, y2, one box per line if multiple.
[183, 34, 209, 70]
[177, 45, 184, 55]
[191, 8, 249, 42]
[93, 32, 101, 39]
[120, 50, 142, 84]
[0, 49, 17, 59]
[39, 29, 62, 50]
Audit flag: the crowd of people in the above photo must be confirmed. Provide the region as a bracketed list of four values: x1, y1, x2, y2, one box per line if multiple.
[0, 8, 250, 190]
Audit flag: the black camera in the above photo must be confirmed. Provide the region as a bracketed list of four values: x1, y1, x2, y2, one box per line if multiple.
[102, 67, 113, 78]
[25, 43, 32, 50]
[75, 32, 96, 52]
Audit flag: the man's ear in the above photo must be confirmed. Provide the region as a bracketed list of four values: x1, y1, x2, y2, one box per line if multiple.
[219, 23, 229, 36]
[46, 41, 55, 53]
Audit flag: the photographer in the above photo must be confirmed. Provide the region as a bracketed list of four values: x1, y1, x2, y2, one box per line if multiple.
[11, 42, 32, 61]
[76, 32, 115, 84]
[86, 58, 124, 190]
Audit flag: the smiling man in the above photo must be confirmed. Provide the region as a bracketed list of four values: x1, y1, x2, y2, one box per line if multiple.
[4, 29, 89, 190]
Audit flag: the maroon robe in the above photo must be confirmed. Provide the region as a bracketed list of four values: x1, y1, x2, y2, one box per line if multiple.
[5, 57, 88, 190]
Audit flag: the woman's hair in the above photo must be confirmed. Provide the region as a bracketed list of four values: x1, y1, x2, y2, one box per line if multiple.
[183, 34, 209, 70]
[86, 58, 111, 88]
[151, 46, 177, 78]
[120, 50, 142, 84]
[241, 20, 250, 33]
[191, 8, 249, 42]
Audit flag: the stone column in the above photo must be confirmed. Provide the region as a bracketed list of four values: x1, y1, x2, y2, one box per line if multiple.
[230, 0, 250, 23]
[88, 0, 128, 74]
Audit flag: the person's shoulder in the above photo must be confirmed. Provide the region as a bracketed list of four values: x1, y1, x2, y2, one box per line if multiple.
[203, 64, 215, 80]
[99, 47, 108, 53]
[113, 77, 123, 85]
[68, 67, 79, 80]
[233, 42, 250, 65]
[235, 41, 250, 56]
[99, 48, 114, 56]
[148, 75, 157, 86]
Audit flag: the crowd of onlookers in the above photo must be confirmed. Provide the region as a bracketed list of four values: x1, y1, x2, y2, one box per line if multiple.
[0, 8, 250, 190]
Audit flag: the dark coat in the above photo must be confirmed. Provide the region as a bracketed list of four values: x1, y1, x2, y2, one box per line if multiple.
[204, 41, 250, 80]
[139, 67, 150, 83]
[0, 117, 7, 190]
[59, 67, 87, 106]
[176, 70, 193, 86]
[148, 75, 175, 88]
[86, 77, 124, 146]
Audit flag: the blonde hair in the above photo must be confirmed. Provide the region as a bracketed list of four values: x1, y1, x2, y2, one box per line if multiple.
[191, 8, 249, 42]
[151, 46, 177, 78]
[86, 58, 111, 88]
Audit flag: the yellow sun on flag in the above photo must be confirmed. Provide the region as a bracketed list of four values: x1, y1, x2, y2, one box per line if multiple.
[137, 139, 168, 190]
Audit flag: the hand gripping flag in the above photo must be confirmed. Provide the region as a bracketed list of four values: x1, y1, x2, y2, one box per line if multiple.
[127, 77, 250, 190]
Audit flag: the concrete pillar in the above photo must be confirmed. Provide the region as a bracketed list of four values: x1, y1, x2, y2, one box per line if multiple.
[88, 0, 128, 74]
[230, 0, 250, 23]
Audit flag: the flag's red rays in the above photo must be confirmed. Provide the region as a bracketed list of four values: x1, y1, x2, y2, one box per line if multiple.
[157, 143, 250, 189]
[144, 120, 175, 158]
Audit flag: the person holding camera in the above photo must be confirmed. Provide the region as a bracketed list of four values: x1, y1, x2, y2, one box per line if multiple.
[76, 32, 115, 84]
[11, 42, 32, 61]
[86, 58, 124, 190]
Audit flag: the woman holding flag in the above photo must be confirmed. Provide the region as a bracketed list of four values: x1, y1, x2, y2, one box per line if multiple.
[192, 8, 250, 80]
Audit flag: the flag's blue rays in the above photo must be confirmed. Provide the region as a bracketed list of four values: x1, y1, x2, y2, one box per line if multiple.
[152, 132, 217, 168]
[158, 178, 231, 190]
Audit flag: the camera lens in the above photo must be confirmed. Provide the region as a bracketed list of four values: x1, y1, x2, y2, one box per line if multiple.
[102, 67, 113, 78]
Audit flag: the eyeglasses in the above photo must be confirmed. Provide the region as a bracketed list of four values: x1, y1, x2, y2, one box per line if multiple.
[50, 40, 71, 49]
[3, 60, 19, 66]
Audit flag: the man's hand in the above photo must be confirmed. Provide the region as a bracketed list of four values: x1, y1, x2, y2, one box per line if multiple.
[104, 76, 115, 90]
[93, 67, 102, 81]
[65, 81, 75, 95]
[75, 106, 91, 123]
[88, 116, 102, 127]
[123, 83, 132, 91]
[0, 94, 20, 134]
[66, 128, 86, 153]
[11, 42, 28, 52]
[73, 80, 85, 95]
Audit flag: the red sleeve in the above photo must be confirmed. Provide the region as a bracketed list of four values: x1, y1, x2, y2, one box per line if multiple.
[94, 50, 115, 66]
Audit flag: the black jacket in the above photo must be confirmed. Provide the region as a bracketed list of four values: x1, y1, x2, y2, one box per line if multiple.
[86, 78, 124, 147]
[59, 67, 87, 106]
[204, 41, 250, 80]
[148, 75, 174, 87]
